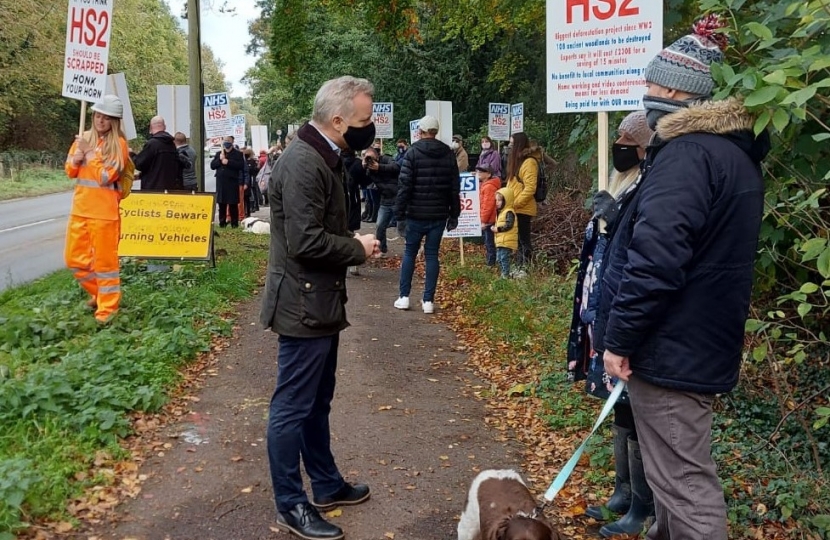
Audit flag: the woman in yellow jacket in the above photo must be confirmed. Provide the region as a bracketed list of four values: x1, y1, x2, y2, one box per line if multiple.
[505, 132, 540, 269]
[64, 95, 130, 323]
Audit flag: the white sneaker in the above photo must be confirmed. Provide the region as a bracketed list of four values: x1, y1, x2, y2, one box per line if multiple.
[394, 297, 410, 310]
[422, 301, 434, 314]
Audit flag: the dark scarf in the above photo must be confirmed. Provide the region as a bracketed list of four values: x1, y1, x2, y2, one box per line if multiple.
[643, 95, 701, 131]
[296, 123, 342, 172]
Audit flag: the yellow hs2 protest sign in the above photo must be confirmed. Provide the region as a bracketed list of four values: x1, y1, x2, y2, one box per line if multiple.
[118, 193, 215, 260]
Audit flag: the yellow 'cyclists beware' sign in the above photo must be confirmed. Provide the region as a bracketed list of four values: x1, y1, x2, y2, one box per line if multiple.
[118, 192, 215, 260]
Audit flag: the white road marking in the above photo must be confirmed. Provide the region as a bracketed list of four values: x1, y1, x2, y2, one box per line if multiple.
[0, 218, 57, 234]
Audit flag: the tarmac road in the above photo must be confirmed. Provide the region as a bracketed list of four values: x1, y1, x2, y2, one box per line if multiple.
[0, 159, 216, 292]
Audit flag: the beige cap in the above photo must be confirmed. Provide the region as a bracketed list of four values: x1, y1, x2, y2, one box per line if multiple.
[418, 115, 439, 132]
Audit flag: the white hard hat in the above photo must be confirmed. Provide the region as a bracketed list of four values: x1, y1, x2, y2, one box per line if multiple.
[91, 95, 124, 119]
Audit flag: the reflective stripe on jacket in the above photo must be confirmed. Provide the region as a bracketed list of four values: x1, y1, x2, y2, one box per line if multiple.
[65, 137, 130, 221]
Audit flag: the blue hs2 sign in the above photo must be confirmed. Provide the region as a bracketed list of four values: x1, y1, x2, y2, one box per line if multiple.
[373, 103, 393, 114]
[460, 174, 477, 193]
[203, 93, 229, 107]
[489, 103, 510, 115]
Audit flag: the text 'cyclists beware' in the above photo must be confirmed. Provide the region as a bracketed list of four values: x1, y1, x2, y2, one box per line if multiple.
[62, 0, 114, 103]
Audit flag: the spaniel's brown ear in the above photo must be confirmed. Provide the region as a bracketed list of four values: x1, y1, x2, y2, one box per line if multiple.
[491, 516, 511, 540]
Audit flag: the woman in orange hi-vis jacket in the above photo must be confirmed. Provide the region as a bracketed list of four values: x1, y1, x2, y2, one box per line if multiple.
[64, 95, 130, 324]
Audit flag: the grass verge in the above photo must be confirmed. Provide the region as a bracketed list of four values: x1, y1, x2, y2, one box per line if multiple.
[0, 168, 74, 201]
[439, 243, 829, 539]
[0, 228, 269, 538]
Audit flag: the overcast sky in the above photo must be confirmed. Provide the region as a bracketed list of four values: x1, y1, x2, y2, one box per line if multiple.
[163, 0, 260, 97]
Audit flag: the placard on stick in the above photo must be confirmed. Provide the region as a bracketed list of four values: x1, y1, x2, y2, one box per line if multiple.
[62, 0, 114, 103]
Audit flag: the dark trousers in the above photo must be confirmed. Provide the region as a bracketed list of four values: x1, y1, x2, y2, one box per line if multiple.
[267, 334, 345, 512]
[217, 203, 239, 228]
[516, 213, 533, 267]
[482, 226, 496, 266]
[628, 375, 727, 540]
[376, 203, 394, 253]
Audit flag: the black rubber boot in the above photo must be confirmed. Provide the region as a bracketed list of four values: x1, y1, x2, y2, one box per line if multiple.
[600, 437, 655, 537]
[585, 426, 632, 520]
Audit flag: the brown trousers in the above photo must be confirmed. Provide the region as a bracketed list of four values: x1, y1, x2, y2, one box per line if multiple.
[628, 375, 728, 540]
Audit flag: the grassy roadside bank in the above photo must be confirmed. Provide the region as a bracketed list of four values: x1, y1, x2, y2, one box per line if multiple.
[0, 229, 269, 538]
[0, 168, 74, 201]
[438, 245, 829, 539]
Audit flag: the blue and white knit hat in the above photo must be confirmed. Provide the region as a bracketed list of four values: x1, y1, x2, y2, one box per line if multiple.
[644, 15, 729, 97]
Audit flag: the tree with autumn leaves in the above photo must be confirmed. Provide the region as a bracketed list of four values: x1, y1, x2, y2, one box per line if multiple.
[0, 0, 228, 150]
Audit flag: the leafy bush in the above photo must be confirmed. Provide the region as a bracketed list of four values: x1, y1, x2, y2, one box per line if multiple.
[0, 230, 269, 534]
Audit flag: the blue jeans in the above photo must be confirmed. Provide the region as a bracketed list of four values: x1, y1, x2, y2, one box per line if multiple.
[376, 203, 394, 253]
[482, 226, 496, 266]
[267, 334, 344, 512]
[399, 219, 445, 302]
[497, 247, 513, 278]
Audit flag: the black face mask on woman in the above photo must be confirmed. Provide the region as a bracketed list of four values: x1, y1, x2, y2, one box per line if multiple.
[342, 122, 376, 151]
[612, 143, 641, 172]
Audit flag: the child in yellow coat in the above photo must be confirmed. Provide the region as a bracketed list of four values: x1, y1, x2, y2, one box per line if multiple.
[491, 187, 518, 278]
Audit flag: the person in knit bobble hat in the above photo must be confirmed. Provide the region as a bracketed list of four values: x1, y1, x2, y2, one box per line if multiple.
[594, 14, 772, 540]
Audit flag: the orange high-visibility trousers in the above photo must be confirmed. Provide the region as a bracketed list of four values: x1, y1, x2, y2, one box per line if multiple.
[65, 215, 121, 322]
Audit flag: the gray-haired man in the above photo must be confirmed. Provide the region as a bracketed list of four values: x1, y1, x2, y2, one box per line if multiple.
[261, 76, 380, 540]
[598, 15, 771, 540]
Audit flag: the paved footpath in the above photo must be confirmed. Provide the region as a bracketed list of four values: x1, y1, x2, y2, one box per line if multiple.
[74, 227, 525, 540]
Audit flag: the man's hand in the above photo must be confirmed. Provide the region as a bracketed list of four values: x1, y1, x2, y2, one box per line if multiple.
[396, 220, 407, 237]
[355, 233, 379, 258]
[221, 157, 228, 165]
[603, 350, 632, 382]
[446, 217, 458, 232]
[365, 160, 379, 171]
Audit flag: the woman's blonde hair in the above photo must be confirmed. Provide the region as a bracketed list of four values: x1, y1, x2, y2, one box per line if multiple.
[608, 167, 640, 199]
[83, 116, 126, 170]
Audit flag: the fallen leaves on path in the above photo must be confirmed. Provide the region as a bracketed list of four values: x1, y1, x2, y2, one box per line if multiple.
[23, 332, 238, 538]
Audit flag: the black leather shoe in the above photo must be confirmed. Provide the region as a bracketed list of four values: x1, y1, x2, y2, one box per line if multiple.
[276, 503, 344, 540]
[312, 482, 371, 510]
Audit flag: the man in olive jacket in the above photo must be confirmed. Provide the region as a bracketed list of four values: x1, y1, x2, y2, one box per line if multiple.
[260, 76, 379, 540]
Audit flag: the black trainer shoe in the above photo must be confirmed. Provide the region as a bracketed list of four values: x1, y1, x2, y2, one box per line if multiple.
[312, 482, 371, 510]
[275, 503, 344, 540]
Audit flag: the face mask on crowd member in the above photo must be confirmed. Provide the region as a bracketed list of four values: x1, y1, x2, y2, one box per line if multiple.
[339, 122, 376, 151]
[612, 110, 653, 172]
[397, 145, 406, 154]
[612, 144, 641, 172]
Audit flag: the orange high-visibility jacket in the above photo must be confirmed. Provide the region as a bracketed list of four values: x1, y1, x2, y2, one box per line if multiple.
[65, 137, 130, 220]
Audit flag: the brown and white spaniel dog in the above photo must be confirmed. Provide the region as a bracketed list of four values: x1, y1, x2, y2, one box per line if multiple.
[457, 469, 561, 540]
